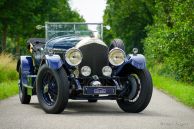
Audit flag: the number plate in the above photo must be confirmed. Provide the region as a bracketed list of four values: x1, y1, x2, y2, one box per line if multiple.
[83, 86, 116, 95]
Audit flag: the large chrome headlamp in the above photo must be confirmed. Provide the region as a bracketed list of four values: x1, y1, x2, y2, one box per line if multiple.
[108, 47, 125, 66]
[65, 48, 83, 66]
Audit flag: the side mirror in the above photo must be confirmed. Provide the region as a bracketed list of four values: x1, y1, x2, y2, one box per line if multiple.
[36, 25, 45, 30]
[105, 25, 111, 30]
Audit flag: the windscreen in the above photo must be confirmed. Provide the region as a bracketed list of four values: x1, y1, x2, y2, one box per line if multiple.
[45, 22, 103, 41]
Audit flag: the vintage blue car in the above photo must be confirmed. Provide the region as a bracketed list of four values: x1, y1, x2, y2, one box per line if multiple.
[16, 22, 153, 114]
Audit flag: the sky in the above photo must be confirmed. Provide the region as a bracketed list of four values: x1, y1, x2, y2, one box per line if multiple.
[69, 0, 107, 23]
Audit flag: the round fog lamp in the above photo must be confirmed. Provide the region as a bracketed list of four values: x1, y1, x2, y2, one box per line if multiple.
[81, 66, 91, 76]
[102, 66, 112, 76]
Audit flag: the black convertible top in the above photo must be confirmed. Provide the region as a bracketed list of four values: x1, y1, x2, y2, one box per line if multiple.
[27, 38, 45, 50]
[27, 38, 45, 44]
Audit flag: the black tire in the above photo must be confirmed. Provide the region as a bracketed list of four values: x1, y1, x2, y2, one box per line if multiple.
[117, 68, 153, 113]
[19, 67, 31, 104]
[88, 99, 98, 103]
[109, 39, 125, 51]
[36, 64, 69, 114]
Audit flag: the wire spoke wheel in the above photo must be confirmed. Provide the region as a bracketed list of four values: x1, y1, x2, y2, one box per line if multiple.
[36, 64, 69, 114]
[41, 71, 58, 106]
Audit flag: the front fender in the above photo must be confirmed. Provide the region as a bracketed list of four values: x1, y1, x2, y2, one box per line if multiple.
[44, 55, 63, 70]
[126, 54, 146, 69]
[115, 54, 146, 75]
[17, 56, 34, 85]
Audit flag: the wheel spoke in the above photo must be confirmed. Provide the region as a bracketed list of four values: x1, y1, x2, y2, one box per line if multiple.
[41, 71, 58, 106]
[42, 72, 49, 86]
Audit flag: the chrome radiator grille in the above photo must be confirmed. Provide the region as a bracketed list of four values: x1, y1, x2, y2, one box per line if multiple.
[78, 43, 109, 77]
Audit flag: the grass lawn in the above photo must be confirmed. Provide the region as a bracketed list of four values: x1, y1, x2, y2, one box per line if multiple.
[0, 81, 18, 100]
[0, 53, 18, 100]
[151, 71, 194, 108]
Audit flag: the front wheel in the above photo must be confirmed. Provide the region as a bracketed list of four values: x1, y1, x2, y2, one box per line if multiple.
[117, 68, 153, 113]
[36, 64, 69, 114]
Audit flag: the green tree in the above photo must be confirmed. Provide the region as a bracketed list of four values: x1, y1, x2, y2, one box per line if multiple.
[0, 0, 40, 52]
[144, 0, 194, 82]
[103, 0, 153, 52]
[0, 0, 84, 54]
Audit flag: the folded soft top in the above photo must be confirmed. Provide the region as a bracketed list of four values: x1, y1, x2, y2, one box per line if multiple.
[27, 38, 45, 50]
[27, 38, 45, 44]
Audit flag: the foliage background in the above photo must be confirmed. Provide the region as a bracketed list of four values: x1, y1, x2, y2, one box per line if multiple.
[0, 0, 84, 55]
[0, 0, 193, 83]
[103, 0, 194, 83]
